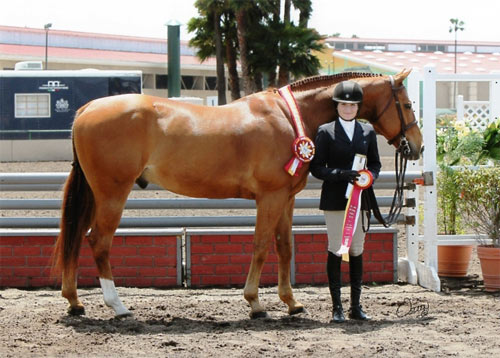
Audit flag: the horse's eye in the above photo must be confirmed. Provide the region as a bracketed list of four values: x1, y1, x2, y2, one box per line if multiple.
[404, 103, 412, 109]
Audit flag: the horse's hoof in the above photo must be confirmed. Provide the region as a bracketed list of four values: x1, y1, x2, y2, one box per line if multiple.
[250, 311, 269, 319]
[289, 306, 306, 316]
[67, 306, 85, 316]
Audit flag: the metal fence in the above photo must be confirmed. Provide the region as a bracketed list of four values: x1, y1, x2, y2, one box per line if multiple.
[0, 171, 421, 229]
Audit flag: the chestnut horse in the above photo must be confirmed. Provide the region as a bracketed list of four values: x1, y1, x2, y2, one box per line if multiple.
[53, 69, 422, 318]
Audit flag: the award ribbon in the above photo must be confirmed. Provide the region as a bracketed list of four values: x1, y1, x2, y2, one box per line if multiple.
[336, 169, 374, 261]
[278, 85, 315, 176]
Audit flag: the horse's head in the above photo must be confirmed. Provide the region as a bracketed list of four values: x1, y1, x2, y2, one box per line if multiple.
[360, 69, 423, 160]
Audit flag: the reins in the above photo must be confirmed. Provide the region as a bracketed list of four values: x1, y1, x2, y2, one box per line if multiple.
[362, 76, 413, 231]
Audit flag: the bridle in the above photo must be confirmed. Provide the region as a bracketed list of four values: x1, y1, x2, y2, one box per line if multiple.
[362, 75, 419, 230]
[373, 75, 418, 157]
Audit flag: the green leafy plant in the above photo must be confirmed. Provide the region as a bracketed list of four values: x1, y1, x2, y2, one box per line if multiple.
[455, 167, 500, 246]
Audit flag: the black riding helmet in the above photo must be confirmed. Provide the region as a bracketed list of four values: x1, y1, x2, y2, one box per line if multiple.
[332, 80, 363, 104]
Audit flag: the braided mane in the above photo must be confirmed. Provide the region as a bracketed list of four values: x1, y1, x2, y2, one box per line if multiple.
[289, 72, 383, 92]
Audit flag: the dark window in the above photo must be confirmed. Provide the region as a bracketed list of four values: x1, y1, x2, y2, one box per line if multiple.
[156, 75, 168, 89]
[181, 76, 194, 90]
[205, 77, 217, 90]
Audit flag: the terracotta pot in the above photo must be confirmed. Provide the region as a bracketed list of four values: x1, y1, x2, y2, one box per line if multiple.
[477, 245, 500, 292]
[438, 245, 473, 277]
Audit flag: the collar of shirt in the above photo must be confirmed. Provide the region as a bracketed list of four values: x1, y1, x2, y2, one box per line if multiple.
[338, 117, 356, 141]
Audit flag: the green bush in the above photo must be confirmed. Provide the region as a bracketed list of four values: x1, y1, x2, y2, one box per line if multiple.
[455, 167, 500, 246]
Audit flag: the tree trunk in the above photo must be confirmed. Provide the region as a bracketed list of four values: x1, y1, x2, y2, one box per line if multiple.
[236, 8, 255, 95]
[278, 0, 292, 86]
[225, 37, 240, 101]
[214, 9, 227, 105]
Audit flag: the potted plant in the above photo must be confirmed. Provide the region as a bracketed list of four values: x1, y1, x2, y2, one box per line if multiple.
[456, 166, 500, 291]
[435, 117, 481, 277]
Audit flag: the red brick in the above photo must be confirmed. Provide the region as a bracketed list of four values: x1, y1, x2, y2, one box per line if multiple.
[79, 246, 93, 257]
[313, 274, 328, 284]
[14, 267, 42, 277]
[201, 235, 229, 243]
[139, 267, 168, 277]
[154, 277, 178, 287]
[78, 256, 95, 267]
[138, 246, 166, 256]
[215, 264, 243, 275]
[27, 256, 51, 267]
[191, 265, 215, 275]
[371, 272, 394, 282]
[294, 234, 313, 243]
[1, 257, 26, 266]
[0, 267, 13, 276]
[112, 237, 124, 245]
[24, 236, 55, 245]
[260, 275, 278, 285]
[364, 262, 383, 272]
[229, 235, 253, 243]
[364, 241, 384, 251]
[200, 276, 230, 286]
[124, 256, 153, 266]
[0, 236, 24, 245]
[112, 267, 137, 277]
[312, 234, 328, 243]
[124, 277, 154, 287]
[197, 255, 229, 265]
[230, 255, 251, 264]
[13, 246, 40, 256]
[79, 267, 99, 277]
[313, 253, 327, 263]
[42, 246, 54, 256]
[0, 247, 12, 256]
[296, 242, 325, 253]
[370, 233, 393, 241]
[30, 277, 58, 287]
[111, 246, 137, 256]
[154, 236, 178, 245]
[371, 252, 394, 262]
[384, 262, 394, 271]
[191, 244, 213, 254]
[0, 277, 27, 287]
[110, 257, 124, 266]
[296, 263, 324, 274]
[125, 236, 153, 246]
[215, 244, 244, 254]
[384, 241, 394, 250]
[295, 253, 313, 263]
[155, 257, 176, 267]
[230, 276, 246, 286]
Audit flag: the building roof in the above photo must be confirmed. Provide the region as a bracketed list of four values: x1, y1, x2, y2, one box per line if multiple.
[332, 48, 500, 74]
[0, 25, 216, 69]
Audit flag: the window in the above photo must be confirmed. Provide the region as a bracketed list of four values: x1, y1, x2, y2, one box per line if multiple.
[205, 76, 217, 90]
[15, 94, 50, 118]
[156, 74, 168, 89]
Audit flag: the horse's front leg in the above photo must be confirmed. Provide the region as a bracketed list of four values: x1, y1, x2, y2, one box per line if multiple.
[275, 196, 305, 315]
[244, 190, 288, 319]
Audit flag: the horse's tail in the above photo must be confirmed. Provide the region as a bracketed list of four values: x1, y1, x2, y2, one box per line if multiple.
[53, 109, 95, 276]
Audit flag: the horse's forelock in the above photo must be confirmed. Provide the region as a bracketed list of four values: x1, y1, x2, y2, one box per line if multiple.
[289, 72, 383, 92]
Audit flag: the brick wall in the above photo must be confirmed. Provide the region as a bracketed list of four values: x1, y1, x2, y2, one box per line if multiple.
[187, 228, 397, 287]
[0, 233, 180, 288]
[0, 228, 396, 288]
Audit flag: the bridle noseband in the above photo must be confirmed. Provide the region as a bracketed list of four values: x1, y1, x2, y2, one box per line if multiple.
[373, 76, 418, 157]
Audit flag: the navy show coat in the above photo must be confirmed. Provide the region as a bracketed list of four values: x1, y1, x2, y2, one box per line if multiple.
[309, 119, 381, 211]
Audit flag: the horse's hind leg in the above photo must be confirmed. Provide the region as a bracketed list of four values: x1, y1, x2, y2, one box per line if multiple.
[88, 188, 133, 317]
[275, 196, 304, 315]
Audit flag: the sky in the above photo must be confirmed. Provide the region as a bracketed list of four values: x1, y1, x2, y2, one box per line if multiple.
[1, 0, 498, 43]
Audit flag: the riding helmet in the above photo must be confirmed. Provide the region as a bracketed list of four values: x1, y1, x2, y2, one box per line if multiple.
[332, 81, 363, 104]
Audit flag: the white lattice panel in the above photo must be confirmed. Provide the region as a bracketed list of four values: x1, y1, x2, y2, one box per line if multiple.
[463, 101, 490, 130]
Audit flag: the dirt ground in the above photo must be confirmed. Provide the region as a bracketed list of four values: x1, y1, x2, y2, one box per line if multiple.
[1, 161, 500, 357]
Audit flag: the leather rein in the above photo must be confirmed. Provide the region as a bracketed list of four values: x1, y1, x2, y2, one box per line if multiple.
[362, 75, 417, 230]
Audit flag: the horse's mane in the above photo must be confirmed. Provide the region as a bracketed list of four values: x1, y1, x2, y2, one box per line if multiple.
[289, 72, 383, 92]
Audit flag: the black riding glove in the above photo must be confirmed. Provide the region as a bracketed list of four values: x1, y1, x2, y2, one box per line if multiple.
[328, 169, 360, 183]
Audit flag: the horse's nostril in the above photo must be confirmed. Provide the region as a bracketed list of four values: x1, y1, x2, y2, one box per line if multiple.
[420, 146, 425, 154]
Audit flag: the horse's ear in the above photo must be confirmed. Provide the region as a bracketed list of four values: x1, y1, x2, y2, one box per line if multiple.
[394, 68, 412, 85]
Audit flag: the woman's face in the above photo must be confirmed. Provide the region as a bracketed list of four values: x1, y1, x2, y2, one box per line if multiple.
[337, 102, 358, 121]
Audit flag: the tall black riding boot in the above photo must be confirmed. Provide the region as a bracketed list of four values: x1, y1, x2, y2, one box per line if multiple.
[348, 254, 371, 321]
[327, 251, 345, 323]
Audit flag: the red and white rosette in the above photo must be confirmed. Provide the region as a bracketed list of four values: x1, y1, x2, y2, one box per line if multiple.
[336, 169, 374, 260]
[278, 85, 315, 176]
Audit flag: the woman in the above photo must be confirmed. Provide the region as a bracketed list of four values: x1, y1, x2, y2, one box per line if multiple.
[310, 80, 381, 323]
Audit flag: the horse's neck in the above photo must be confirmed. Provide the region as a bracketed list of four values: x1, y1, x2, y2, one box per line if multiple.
[294, 88, 336, 137]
